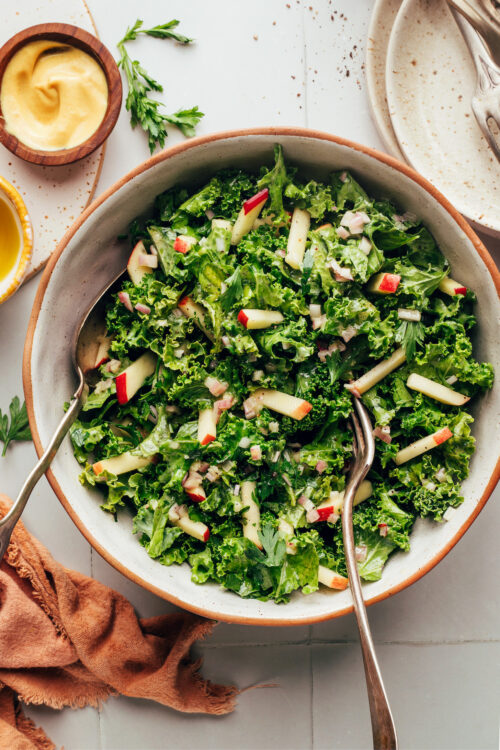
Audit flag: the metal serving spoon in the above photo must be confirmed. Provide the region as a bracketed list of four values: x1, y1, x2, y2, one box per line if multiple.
[447, 0, 500, 64]
[0, 270, 124, 562]
[342, 398, 398, 750]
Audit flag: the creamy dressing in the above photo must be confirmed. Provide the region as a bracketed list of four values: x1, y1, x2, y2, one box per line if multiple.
[0, 40, 108, 151]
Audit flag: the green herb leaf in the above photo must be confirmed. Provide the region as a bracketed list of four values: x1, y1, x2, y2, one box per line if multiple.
[0, 397, 32, 456]
[258, 525, 286, 567]
[117, 19, 202, 153]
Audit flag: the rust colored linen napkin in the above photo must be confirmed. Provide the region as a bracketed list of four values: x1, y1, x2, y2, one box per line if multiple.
[0, 495, 236, 750]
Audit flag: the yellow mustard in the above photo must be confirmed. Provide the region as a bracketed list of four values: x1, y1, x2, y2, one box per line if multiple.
[0, 40, 108, 151]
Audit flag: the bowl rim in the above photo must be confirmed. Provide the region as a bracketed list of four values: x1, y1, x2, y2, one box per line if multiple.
[0, 23, 122, 166]
[22, 127, 500, 625]
[0, 175, 33, 304]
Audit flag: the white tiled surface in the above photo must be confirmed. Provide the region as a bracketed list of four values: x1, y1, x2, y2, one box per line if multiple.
[1, 1, 499, 748]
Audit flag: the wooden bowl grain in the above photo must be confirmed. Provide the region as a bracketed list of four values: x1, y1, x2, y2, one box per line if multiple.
[0, 23, 122, 166]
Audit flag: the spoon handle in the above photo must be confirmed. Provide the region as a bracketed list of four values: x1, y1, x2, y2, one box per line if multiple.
[0, 377, 87, 561]
[343, 401, 398, 750]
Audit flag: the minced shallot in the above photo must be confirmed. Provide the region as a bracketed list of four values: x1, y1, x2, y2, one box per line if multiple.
[118, 291, 133, 312]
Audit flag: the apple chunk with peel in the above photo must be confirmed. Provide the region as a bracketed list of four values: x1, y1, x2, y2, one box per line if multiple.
[346, 347, 406, 396]
[168, 505, 209, 542]
[316, 480, 372, 521]
[198, 408, 217, 445]
[237, 309, 284, 330]
[94, 335, 112, 368]
[127, 241, 154, 285]
[318, 565, 349, 590]
[115, 352, 156, 405]
[238, 481, 262, 549]
[394, 427, 453, 466]
[406, 373, 470, 406]
[439, 277, 467, 296]
[93, 451, 153, 478]
[173, 235, 197, 254]
[285, 207, 311, 269]
[178, 296, 214, 341]
[367, 272, 401, 294]
[251, 388, 312, 420]
[230, 188, 269, 245]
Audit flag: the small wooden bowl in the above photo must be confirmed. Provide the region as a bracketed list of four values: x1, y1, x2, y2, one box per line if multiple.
[0, 23, 122, 166]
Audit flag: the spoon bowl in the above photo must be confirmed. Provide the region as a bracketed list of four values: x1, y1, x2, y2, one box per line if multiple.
[0, 270, 124, 559]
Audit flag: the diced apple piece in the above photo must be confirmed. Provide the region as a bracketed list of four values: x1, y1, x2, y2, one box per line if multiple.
[115, 352, 156, 405]
[198, 408, 217, 445]
[240, 481, 262, 549]
[212, 218, 232, 231]
[316, 480, 373, 521]
[406, 373, 470, 406]
[318, 565, 349, 590]
[178, 296, 214, 341]
[92, 451, 153, 478]
[173, 235, 197, 254]
[237, 309, 284, 330]
[231, 189, 269, 245]
[168, 505, 209, 542]
[94, 335, 112, 369]
[285, 207, 311, 269]
[184, 486, 207, 503]
[278, 519, 295, 538]
[346, 347, 406, 397]
[394, 427, 453, 466]
[367, 273, 401, 294]
[251, 388, 312, 420]
[439, 277, 467, 296]
[127, 241, 154, 285]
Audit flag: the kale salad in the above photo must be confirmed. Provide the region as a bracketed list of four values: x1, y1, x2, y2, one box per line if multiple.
[71, 145, 493, 603]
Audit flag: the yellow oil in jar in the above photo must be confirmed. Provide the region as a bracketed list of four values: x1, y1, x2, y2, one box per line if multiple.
[0, 196, 20, 282]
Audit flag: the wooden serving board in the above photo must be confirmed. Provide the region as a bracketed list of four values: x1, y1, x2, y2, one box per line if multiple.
[0, 0, 105, 282]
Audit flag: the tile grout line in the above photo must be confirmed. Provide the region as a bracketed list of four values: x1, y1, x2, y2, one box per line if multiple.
[90, 546, 104, 750]
[309, 625, 314, 750]
[302, 0, 309, 128]
[199, 637, 500, 649]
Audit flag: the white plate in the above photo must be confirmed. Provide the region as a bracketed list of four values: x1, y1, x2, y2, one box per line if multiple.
[386, 0, 500, 236]
[0, 0, 105, 282]
[366, 0, 404, 160]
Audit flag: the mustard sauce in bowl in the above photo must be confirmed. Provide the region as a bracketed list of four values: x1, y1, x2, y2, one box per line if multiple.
[0, 40, 108, 152]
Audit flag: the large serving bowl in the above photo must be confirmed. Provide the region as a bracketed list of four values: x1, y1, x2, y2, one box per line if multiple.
[23, 128, 500, 625]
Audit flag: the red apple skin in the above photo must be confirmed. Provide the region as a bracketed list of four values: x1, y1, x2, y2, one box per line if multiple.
[185, 488, 206, 503]
[115, 373, 128, 405]
[293, 401, 313, 420]
[94, 356, 110, 369]
[174, 237, 189, 254]
[199, 433, 216, 446]
[243, 188, 269, 215]
[178, 296, 190, 308]
[237, 310, 249, 327]
[316, 506, 334, 521]
[379, 273, 401, 293]
[454, 286, 467, 295]
[203, 528, 210, 542]
[433, 427, 452, 445]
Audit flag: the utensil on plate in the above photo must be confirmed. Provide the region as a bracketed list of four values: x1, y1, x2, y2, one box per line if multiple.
[342, 398, 398, 750]
[447, 0, 500, 64]
[450, 6, 500, 161]
[0, 270, 123, 562]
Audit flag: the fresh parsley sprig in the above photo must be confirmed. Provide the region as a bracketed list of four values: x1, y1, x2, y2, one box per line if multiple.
[0, 397, 32, 456]
[117, 19, 204, 153]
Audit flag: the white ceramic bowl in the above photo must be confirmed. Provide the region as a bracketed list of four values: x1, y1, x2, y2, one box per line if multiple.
[23, 129, 500, 625]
